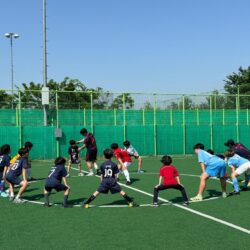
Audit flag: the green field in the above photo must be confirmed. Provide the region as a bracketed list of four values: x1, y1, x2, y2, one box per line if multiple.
[1, 156, 250, 250]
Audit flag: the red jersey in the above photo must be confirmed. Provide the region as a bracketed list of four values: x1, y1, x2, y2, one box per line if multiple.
[113, 148, 131, 163]
[159, 165, 179, 185]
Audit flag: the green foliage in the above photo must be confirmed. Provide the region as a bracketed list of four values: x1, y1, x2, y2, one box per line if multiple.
[0, 90, 13, 108]
[110, 93, 134, 109]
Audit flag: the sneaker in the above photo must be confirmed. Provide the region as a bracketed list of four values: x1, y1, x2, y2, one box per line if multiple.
[241, 187, 248, 191]
[153, 202, 159, 207]
[66, 174, 70, 177]
[83, 203, 89, 209]
[13, 198, 25, 204]
[0, 191, 9, 198]
[9, 196, 15, 202]
[128, 202, 138, 208]
[43, 203, 51, 207]
[137, 170, 145, 174]
[78, 172, 84, 176]
[222, 192, 227, 198]
[228, 191, 240, 196]
[96, 169, 102, 176]
[190, 195, 203, 202]
[183, 201, 189, 206]
[28, 177, 36, 181]
[86, 172, 94, 176]
[126, 181, 132, 185]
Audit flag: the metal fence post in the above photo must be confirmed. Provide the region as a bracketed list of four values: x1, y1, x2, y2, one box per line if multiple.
[153, 94, 157, 156]
[209, 96, 213, 149]
[18, 90, 22, 148]
[182, 95, 186, 155]
[90, 91, 94, 133]
[56, 90, 60, 157]
[123, 93, 126, 141]
[236, 93, 240, 141]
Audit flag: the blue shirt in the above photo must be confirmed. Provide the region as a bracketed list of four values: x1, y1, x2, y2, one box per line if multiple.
[47, 164, 67, 182]
[198, 149, 225, 169]
[227, 154, 249, 168]
[8, 157, 28, 177]
[0, 154, 11, 172]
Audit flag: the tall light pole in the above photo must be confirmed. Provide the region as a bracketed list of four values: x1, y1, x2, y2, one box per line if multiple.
[4, 32, 19, 109]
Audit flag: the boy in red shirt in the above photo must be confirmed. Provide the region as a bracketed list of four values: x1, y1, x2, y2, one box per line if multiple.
[111, 143, 132, 185]
[153, 155, 189, 206]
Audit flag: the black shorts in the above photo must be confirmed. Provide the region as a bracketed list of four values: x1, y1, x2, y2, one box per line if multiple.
[86, 149, 97, 162]
[70, 159, 81, 164]
[97, 178, 121, 194]
[45, 179, 68, 192]
[6, 173, 21, 185]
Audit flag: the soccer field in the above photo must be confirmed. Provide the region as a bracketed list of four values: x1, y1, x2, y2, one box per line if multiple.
[1, 156, 250, 250]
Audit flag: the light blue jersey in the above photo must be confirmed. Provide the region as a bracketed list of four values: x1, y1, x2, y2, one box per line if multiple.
[198, 149, 226, 177]
[227, 154, 249, 168]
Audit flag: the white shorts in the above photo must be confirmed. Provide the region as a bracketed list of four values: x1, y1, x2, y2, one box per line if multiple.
[236, 162, 250, 175]
[123, 162, 132, 168]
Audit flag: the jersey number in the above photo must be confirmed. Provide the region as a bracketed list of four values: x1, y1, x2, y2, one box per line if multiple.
[104, 169, 113, 177]
[48, 168, 56, 178]
[11, 162, 19, 170]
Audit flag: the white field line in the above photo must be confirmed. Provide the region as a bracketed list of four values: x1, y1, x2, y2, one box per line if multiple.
[71, 167, 250, 235]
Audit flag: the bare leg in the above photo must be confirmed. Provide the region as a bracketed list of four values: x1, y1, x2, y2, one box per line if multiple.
[198, 173, 209, 195]
[220, 177, 227, 193]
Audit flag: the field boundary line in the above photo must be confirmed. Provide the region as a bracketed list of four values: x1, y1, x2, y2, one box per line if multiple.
[71, 167, 250, 235]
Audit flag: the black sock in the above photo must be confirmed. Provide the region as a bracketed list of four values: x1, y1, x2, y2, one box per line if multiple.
[181, 189, 189, 202]
[85, 194, 96, 204]
[123, 194, 132, 203]
[63, 195, 69, 205]
[44, 193, 49, 205]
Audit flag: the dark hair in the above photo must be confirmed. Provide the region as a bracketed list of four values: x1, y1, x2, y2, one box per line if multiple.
[80, 128, 88, 135]
[18, 148, 29, 156]
[24, 141, 33, 149]
[0, 144, 11, 155]
[224, 139, 235, 147]
[207, 149, 214, 155]
[224, 149, 235, 158]
[123, 140, 131, 147]
[193, 143, 205, 150]
[103, 148, 113, 159]
[69, 140, 76, 145]
[111, 143, 119, 150]
[161, 155, 172, 165]
[55, 156, 66, 165]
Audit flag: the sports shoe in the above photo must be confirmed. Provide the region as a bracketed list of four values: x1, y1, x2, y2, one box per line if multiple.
[66, 173, 70, 177]
[137, 170, 145, 174]
[222, 192, 227, 198]
[13, 198, 25, 204]
[78, 172, 84, 176]
[183, 201, 189, 206]
[190, 195, 203, 202]
[128, 202, 138, 208]
[83, 203, 89, 209]
[28, 177, 36, 181]
[96, 169, 102, 176]
[152, 202, 159, 207]
[9, 196, 15, 202]
[126, 181, 132, 185]
[43, 203, 51, 207]
[62, 203, 73, 208]
[0, 191, 9, 198]
[228, 191, 240, 196]
[86, 172, 94, 176]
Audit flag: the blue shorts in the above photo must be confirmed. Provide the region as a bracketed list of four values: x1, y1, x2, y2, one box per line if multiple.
[97, 178, 121, 194]
[206, 162, 226, 178]
[6, 173, 21, 185]
[45, 179, 68, 192]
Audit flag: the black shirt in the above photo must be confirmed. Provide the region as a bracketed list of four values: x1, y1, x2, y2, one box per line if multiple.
[100, 160, 119, 179]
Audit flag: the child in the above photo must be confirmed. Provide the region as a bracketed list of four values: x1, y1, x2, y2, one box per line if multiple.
[123, 140, 144, 173]
[190, 143, 227, 202]
[10, 141, 34, 181]
[0, 144, 11, 198]
[6, 148, 29, 203]
[44, 157, 71, 208]
[111, 143, 132, 185]
[153, 155, 189, 206]
[67, 140, 84, 177]
[224, 149, 250, 194]
[83, 149, 137, 208]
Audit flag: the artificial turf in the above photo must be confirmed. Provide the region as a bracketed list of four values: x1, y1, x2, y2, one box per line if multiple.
[1, 156, 250, 250]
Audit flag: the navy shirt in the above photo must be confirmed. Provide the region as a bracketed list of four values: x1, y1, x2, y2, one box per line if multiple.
[0, 154, 11, 172]
[68, 146, 79, 161]
[84, 133, 97, 150]
[100, 160, 119, 179]
[47, 164, 67, 182]
[233, 143, 250, 160]
[8, 157, 28, 177]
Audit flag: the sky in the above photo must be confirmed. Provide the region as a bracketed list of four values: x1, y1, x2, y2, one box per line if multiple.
[0, 0, 250, 94]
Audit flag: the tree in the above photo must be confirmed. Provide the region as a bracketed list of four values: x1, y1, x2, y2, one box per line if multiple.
[167, 96, 195, 109]
[224, 66, 250, 108]
[142, 101, 153, 110]
[110, 93, 134, 109]
[0, 90, 13, 108]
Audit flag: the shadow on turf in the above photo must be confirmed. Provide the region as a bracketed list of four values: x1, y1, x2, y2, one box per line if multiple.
[23, 193, 45, 201]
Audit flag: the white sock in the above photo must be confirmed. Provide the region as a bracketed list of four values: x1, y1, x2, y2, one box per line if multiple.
[16, 194, 20, 199]
[10, 192, 14, 197]
[123, 169, 130, 182]
[94, 162, 98, 170]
